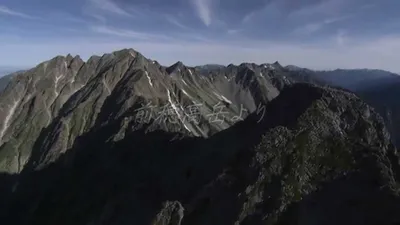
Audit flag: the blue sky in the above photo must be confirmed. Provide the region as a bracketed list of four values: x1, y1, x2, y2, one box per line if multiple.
[1, 0, 400, 72]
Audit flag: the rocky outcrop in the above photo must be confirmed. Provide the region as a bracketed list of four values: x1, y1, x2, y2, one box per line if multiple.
[1, 83, 399, 225]
[152, 201, 185, 225]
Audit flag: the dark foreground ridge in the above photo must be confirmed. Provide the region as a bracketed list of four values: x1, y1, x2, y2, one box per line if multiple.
[1, 83, 400, 225]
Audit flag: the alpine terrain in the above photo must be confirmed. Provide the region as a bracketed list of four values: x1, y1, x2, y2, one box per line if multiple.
[0, 48, 399, 225]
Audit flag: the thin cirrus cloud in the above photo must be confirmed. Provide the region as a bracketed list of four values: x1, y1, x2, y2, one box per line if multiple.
[1, 0, 400, 72]
[86, 0, 132, 17]
[292, 15, 351, 35]
[192, 0, 212, 26]
[90, 25, 175, 41]
[165, 15, 191, 30]
[0, 5, 36, 19]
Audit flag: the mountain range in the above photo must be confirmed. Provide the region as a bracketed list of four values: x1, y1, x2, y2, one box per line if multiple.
[284, 65, 400, 147]
[0, 48, 399, 225]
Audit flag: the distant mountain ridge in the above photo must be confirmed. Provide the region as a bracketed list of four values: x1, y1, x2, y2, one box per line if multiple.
[285, 65, 400, 91]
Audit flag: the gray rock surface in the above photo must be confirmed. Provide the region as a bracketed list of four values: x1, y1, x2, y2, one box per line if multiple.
[0, 49, 287, 173]
[152, 201, 185, 225]
[0, 74, 14, 93]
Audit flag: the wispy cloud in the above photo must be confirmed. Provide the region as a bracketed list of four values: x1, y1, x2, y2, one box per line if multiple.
[48, 11, 89, 24]
[2, 0, 400, 73]
[192, 0, 212, 26]
[63, 15, 88, 24]
[87, 0, 132, 17]
[293, 15, 350, 35]
[293, 23, 323, 34]
[335, 29, 347, 46]
[289, 0, 347, 17]
[0, 5, 36, 19]
[324, 15, 350, 24]
[227, 29, 241, 35]
[88, 12, 107, 23]
[241, 2, 281, 24]
[242, 11, 256, 23]
[91, 25, 213, 44]
[166, 15, 190, 30]
[90, 25, 174, 41]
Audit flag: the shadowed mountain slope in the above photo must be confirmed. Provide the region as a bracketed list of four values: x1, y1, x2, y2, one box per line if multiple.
[0, 83, 399, 225]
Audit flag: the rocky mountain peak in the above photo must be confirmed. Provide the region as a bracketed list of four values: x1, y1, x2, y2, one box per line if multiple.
[167, 61, 185, 74]
[66, 54, 74, 63]
[110, 48, 138, 57]
[69, 55, 84, 69]
[273, 61, 282, 68]
[238, 62, 258, 70]
[86, 55, 101, 65]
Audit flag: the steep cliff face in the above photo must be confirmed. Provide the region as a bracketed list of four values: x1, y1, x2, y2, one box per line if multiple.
[1, 83, 399, 225]
[0, 55, 86, 172]
[0, 49, 286, 173]
[358, 81, 400, 148]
